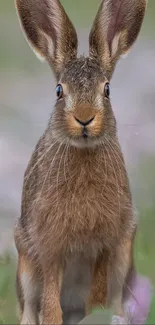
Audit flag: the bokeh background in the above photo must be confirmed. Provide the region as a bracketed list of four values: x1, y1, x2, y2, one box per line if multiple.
[0, 0, 155, 323]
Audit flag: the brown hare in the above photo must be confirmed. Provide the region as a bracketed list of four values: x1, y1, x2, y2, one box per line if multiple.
[14, 0, 147, 324]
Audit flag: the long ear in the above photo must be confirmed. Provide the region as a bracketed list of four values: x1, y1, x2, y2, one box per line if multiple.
[15, 0, 78, 78]
[89, 0, 147, 79]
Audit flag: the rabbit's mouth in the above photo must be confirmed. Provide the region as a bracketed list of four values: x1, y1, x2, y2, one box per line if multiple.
[82, 128, 89, 139]
[69, 133, 102, 149]
[67, 123, 103, 148]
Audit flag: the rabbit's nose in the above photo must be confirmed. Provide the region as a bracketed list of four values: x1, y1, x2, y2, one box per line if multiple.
[74, 116, 95, 127]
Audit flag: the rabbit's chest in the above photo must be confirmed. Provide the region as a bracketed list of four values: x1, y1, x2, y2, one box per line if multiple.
[36, 148, 126, 256]
[45, 164, 121, 252]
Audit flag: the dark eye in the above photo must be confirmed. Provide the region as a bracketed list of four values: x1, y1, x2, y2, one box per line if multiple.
[104, 83, 110, 99]
[56, 84, 63, 99]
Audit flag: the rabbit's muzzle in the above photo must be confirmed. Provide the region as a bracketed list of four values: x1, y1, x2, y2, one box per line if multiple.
[65, 105, 104, 141]
[74, 115, 96, 137]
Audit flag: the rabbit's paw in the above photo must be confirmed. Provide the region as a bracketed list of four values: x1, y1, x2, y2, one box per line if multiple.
[111, 315, 130, 325]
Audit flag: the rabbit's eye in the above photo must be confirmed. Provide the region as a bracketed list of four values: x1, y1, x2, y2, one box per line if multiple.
[104, 83, 110, 99]
[56, 84, 63, 99]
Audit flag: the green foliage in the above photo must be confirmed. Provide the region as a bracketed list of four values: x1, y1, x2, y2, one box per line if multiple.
[0, 256, 17, 324]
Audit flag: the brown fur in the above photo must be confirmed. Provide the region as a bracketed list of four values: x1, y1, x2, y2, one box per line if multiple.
[89, 0, 147, 79]
[14, 0, 147, 324]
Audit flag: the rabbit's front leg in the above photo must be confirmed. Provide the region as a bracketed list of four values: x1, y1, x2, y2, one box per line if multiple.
[86, 238, 133, 325]
[41, 266, 63, 325]
[109, 238, 133, 325]
[17, 254, 40, 325]
[86, 250, 109, 314]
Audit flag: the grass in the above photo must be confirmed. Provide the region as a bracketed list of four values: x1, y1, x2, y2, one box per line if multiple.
[0, 255, 17, 324]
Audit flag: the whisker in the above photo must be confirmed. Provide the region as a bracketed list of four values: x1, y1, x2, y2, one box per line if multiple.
[34, 138, 66, 210]
[63, 142, 70, 221]
[105, 137, 124, 188]
[63, 141, 70, 185]
[55, 141, 69, 212]
[45, 138, 67, 193]
[24, 137, 62, 186]
[102, 149, 108, 191]
[104, 143, 120, 234]
[107, 136, 126, 166]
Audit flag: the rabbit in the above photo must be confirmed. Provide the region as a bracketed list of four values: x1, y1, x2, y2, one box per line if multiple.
[14, 0, 147, 324]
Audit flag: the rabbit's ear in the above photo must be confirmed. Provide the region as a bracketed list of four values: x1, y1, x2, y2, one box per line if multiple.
[89, 0, 147, 79]
[15, 0, 78, 77]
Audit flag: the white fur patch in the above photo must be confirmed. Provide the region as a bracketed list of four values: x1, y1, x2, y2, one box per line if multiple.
[111, 315, 128, 324]
[29, 41, 46, 62]
[40, 29, 55, 59]
[21, 272, 39, 302]
[111, 33, 121, 57]
[21, 309, 38, 325]
[20, 272, 40, 324]
[70, 137, 100, 149]
[95, 94, 104, 109]
[65, 95, 74, 111]
[121, 49, 131, 59]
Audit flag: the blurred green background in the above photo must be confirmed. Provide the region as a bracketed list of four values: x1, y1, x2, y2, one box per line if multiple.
[0, 0, 155, 324]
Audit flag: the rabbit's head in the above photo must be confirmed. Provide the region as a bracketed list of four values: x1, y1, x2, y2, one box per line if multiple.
[15, 0, 147, 148]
